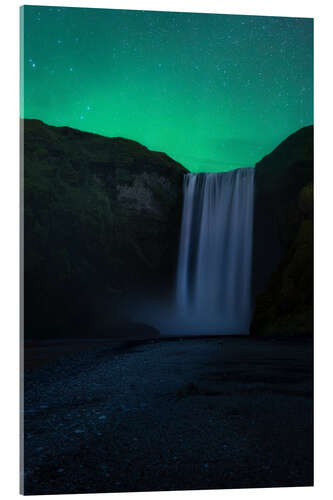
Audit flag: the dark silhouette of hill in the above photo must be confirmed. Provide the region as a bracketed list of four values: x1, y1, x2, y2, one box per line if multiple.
[251, 125, 313, 335]
[23, 119, 188, 339]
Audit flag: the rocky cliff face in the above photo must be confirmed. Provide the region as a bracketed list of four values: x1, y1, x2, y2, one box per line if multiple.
[23, 119, 188, 339]
[251, 126, 313, 336]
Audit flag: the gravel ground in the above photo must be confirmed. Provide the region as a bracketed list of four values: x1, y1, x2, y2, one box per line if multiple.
[23, 336, 313, 495]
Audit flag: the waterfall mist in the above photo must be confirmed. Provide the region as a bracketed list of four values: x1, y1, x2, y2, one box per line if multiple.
[133, 167, 255, 336]
[173, 168, 255, 335]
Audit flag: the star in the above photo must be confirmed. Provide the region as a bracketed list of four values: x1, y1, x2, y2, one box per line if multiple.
[21, 8, 313, 174]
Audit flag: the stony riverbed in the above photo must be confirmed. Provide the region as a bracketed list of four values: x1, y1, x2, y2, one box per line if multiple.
[23, 336, 313, 495]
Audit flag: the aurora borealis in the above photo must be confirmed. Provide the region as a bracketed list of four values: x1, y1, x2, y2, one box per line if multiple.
[21, 6, 313, 172]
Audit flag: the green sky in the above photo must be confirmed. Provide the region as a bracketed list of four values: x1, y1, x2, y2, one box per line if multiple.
[21, 6, 313, 172]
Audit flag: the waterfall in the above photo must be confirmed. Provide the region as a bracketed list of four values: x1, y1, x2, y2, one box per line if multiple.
[175, 167, 255, 335]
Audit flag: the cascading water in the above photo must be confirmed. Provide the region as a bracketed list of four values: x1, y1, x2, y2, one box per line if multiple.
[175, 167, 255, 335]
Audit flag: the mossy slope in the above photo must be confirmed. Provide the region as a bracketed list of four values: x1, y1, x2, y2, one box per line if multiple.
[23, 119, 188, 339]
[251, 126, 313, 336]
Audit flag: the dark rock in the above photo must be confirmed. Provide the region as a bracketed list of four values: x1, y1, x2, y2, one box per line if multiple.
[23, 119, 188, 340]
[97, 321, 160, 340]
[251, 126, 313, 336]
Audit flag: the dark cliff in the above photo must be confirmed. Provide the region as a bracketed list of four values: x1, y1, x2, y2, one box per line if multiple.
[23, 119, 188, 339]
[251, 125, 313, 336]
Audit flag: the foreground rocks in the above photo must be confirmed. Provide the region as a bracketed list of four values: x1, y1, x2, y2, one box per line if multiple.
[23, 337, 313, 494]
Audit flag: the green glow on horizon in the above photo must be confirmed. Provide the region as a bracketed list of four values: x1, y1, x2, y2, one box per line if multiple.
[21, 6, 313, 172]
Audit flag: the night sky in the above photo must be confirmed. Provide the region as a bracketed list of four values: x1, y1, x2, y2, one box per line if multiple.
[21, 6, 313, 172]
